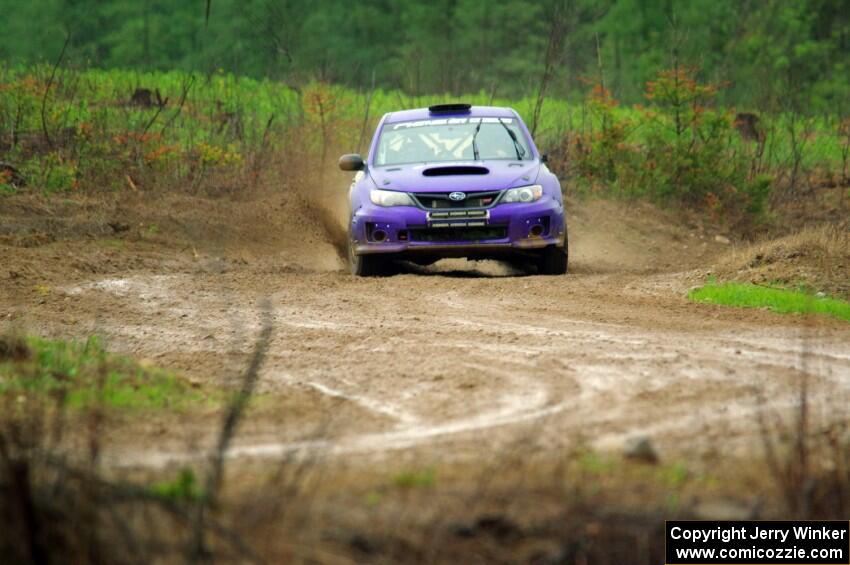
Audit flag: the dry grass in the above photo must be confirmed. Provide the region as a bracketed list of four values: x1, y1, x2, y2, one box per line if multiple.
[3, 330, 850, 563]
[715, 223, 850, 299]
[0, 319, 273, 564]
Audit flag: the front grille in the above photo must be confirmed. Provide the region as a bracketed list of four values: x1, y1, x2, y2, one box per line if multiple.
[411, 190, 501, 209]
[427, 209, 488, 222]
[409, 225, 508, 243]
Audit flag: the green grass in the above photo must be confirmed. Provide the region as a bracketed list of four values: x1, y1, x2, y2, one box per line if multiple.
[148, 468, 203, 502]
[391, 468, 436, 489]
[689, 283, 850, 322]
[0, 335, 207, 410]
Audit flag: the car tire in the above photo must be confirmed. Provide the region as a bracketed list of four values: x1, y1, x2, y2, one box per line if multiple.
[537, 229, 569, 275]
[349, 233, 384, 276]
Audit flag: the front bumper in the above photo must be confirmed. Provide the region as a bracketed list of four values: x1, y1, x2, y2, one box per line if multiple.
[350, 197, 565, 256]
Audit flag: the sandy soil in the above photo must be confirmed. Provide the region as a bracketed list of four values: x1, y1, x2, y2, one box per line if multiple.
[1, 185, 848, 470]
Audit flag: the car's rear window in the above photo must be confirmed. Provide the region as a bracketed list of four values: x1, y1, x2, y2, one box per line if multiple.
[374, 117, 532, 166]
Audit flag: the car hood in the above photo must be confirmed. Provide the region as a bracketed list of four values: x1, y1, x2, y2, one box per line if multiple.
[368, 161, 540, 193]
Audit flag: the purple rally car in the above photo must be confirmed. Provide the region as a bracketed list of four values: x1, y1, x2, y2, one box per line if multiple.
[338, 103, 568, 276]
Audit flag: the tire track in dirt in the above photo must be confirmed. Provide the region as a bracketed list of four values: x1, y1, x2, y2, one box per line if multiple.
[58, 268, 848, 470]
[5, 194, 849, 470]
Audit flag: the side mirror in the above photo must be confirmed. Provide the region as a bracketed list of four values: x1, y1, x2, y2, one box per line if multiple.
[339, 153, 365, 171]
[540, 153, 549, 164]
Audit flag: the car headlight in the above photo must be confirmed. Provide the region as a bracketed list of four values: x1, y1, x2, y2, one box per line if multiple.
[370, 189, 415, 207]
[501, 184, 543, 203]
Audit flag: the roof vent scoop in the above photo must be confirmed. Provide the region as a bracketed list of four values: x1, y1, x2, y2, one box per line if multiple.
[422, 165, 489, 177]
[428, 103, 472, 114]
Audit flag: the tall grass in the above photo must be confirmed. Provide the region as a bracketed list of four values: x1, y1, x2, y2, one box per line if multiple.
[0, 65, 846, 219]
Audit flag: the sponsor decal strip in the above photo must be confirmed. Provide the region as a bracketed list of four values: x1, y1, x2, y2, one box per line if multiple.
[393, 117, 513, 130]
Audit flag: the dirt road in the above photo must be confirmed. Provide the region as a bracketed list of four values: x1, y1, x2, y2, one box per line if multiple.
[2, 191, 849, 468]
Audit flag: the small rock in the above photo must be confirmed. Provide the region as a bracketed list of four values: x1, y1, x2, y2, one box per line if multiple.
[623, 436, 659, 464]
[714, 235, 730, 244]
[815, 291, 826, 298]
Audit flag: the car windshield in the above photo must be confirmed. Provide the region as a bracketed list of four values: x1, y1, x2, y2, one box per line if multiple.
[374, 117, 532, 166]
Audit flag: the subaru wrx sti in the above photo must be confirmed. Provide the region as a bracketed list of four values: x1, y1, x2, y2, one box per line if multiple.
[339, 103, 568, 276]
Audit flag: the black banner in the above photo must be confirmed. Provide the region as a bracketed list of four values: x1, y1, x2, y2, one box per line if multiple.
[666, 521, 850, 564]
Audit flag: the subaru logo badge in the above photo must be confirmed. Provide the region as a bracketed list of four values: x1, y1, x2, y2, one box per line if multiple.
[448, 191, 467, 201]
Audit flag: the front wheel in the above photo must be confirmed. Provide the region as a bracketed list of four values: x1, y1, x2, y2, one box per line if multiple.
[536, 230, 569, 275]
[348, 233, 385, 276]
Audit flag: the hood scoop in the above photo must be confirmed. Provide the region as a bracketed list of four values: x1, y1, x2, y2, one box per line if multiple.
[422, 165, 489, 177]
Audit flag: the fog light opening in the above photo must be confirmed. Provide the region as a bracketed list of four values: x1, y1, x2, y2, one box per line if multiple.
[372, 229, 388, 243]
[529, 224, 544, 237]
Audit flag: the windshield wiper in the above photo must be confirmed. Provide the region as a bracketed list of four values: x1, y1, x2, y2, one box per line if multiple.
[498, 118, 525, 160]
[471, 120, 482, 161]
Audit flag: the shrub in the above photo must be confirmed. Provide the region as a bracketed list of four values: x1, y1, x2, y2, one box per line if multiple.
[4, 65, 847, 224]
[565, 67, 775, 222]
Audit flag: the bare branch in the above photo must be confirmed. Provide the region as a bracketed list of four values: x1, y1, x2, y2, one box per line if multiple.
[160, 74, 196, 135]
[189, 300, 273, 562]
[41, 34, 71, 149]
